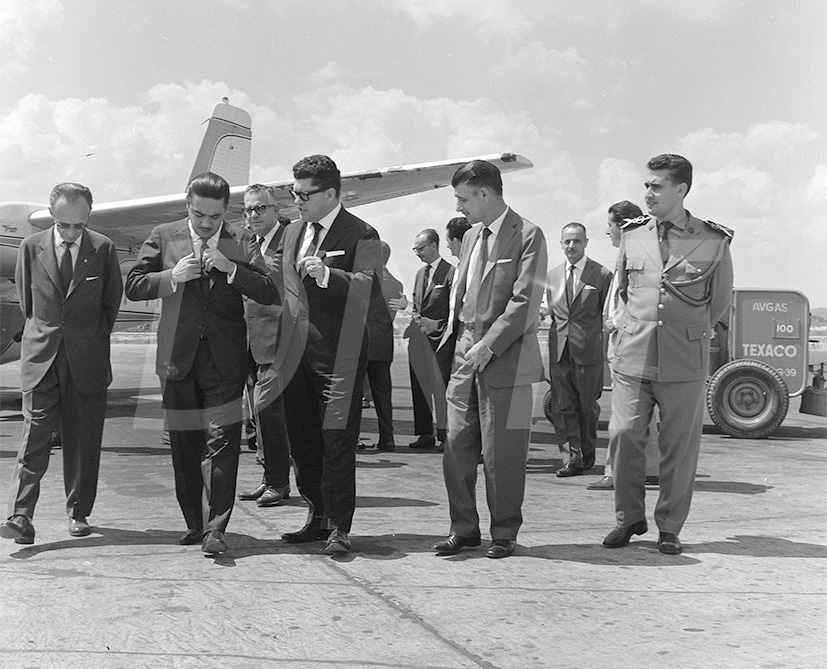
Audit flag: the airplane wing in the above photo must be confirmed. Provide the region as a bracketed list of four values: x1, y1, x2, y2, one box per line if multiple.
[28, 152, 533, 248]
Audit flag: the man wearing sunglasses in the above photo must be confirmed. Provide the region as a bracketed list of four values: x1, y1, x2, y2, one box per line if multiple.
[237, 184, 292, 508]
[1, 183, 122, 545]
[275, 154, 382, 554]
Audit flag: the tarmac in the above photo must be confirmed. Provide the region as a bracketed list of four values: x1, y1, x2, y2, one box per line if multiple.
[0, 341, 825, 669]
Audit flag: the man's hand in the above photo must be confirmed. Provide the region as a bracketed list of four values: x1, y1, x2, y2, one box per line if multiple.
[464, 340, 493, 372]
[297, 255, 326, 281]
[388, 295, 408, 311]
[203, 247, 235, 274]
[171, 253, 201, 284]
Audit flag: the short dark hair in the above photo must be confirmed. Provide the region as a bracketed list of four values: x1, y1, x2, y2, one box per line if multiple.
[446, 216, 471, 241]
[420, 228, 440, 245]
[292, 154, 341, 197]
[562, 222, 587, 238]
[187, 172, 230, 207]
[451, 159, 503, 196]
[607, 200, 643, 225]
[647, 154, 693, 194]
[245, 183, 279, 204]
[49, 182, 93, 210]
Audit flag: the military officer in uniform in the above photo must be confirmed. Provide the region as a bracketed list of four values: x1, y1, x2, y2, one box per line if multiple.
[602, 154, 733, 555]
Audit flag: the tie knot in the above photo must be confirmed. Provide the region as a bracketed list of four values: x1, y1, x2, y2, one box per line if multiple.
[482, 227, 492, 240]
[62, 241, 72, 249]
[660, 220, 673, 232]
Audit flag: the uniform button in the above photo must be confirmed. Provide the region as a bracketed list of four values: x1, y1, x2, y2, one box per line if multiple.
[657, 320, 663, 326]
[660, 288, 666, 294]
[658, 304, 664, 310]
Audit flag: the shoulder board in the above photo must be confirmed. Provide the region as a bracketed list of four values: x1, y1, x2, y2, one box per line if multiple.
[704, 219, 734, 239]
[620, 215, 649, 229]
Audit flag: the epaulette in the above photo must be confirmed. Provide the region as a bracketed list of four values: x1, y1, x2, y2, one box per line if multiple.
[704, 219, 734, 239]
[620, 215, 649, 229]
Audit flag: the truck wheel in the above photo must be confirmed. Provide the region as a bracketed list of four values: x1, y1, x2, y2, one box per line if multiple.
[542, 386, 554, 424]
[706, 359, 789, 438]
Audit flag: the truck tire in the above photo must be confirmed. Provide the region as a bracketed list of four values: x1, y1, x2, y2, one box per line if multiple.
[542, 386, 554, 424]
[706, 359, 789, 439]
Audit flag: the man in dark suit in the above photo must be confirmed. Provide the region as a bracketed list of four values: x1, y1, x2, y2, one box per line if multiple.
[125, 172, 276, 555]
[274, 154, 380, 554]
[360, 240, 406, 452]
[546, 223, 613, 477]
[432, 160, 547, 559]
[236, 184, 292, 507]
[404, 229, 455, 452]
[1, 183, 122, 544]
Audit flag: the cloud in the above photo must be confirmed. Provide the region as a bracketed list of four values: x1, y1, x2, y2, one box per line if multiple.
[0, 0, 64, 77]
[490, 42, 587, 100]
[388, 0, 533, 42]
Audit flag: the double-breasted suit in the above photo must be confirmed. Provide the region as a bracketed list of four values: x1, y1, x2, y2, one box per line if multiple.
[125, 219, 276, 535]
[275, 206, 380, 533]
[609, 212, 733, 534]
[439, 208, 547, 541]
[404, 257, 455, 440]
[546, 257, 612, 466]
[245, 225, 291, 491]
[9, 227, 122, 521]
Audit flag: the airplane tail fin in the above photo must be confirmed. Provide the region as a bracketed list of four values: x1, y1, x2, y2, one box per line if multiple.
[187, 98, 252, 187]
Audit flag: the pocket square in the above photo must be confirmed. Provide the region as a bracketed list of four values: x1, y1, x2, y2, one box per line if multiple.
[432, 283, 445, 288]
[495, 258, 512, 264]
[584, 284, 596, 290]
[85, 276, 100, 281]
[325, 250, 345, 257]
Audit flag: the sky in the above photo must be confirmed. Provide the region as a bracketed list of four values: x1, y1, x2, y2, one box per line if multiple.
[2, 0, 826, 305]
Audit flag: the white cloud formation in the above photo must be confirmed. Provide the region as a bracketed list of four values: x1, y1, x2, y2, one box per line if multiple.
[0, 0, 64, 76]
[388, 0, 533, 42]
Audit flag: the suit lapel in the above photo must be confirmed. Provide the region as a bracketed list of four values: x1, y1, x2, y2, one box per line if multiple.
[37, 230, 63, 294]
[482, 209, 518, 282]
[573, 259, 596, 304]
[66, 231, 96, 297]
[318, 209, 351, 255]
[550, 264, 568, 313]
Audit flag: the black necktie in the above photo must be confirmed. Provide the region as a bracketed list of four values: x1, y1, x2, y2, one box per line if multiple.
[305, 222, 322, 257]
[199, 241, 211, 295]
[422, 263, 431, 299]
[566, 264, 576, 305]
[59, 241, 73, 295]
[659, 221, 673, 263]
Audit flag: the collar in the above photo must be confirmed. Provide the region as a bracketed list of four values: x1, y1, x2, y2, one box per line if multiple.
[316, 202, 342, 230]
[259, 224, 279, 249]
[568, 256, 587, 273]
[483, 206, 509, 239]
[188, 220, 223, 247]
[658, 210, 689, 232]
[427, 255, 444, 270]
[53, 226, 79, 249]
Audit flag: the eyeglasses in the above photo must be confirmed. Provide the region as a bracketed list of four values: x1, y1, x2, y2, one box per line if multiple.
[412, 242, 433, 254]
[55, 221, 88, 231]
[243, 204, 275, 216]
[289, 187, 326, 202]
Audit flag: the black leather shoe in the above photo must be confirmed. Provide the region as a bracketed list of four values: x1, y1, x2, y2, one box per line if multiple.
[583, 455, 596, 470]
[602, 519, 648, 548]
[658, 532, 682, 555]
[179, 528, 204, 545]
[556, 461, 584, 477]
[238, 483, 267, 501]
[257, 485, 290, 507]
[377, 442, 396, 452]
[282, 517, 328, 543]
[409, 434, 436, 450]
[432, 534, 481, 554]
[587, 476, 614, 490]
[325, 529, 351, 553]
[436, 439, 446, 453]
[69, 517, 92, 537]
[202, 530, 227, 554]
[0, 515, 35, 545]
[486, 539, 516, 559]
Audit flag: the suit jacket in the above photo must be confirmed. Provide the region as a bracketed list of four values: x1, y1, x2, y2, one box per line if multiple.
[15, 228, 122, 394]
[404, 257, 454, 351]
[440, 208, 548, 388]
[124, 219, 276, 383]
[546, 257, 612, 366]
[612, 213, 733, 382]
[365, 266, 404, 362]
[275, 207, 380, 377]
[246, 225, 285, 366]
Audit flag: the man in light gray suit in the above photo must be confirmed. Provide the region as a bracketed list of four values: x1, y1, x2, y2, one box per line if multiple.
[432, 160, 547, 559]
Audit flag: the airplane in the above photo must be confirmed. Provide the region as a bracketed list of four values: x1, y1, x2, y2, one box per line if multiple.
[0, 98, 534, 364]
